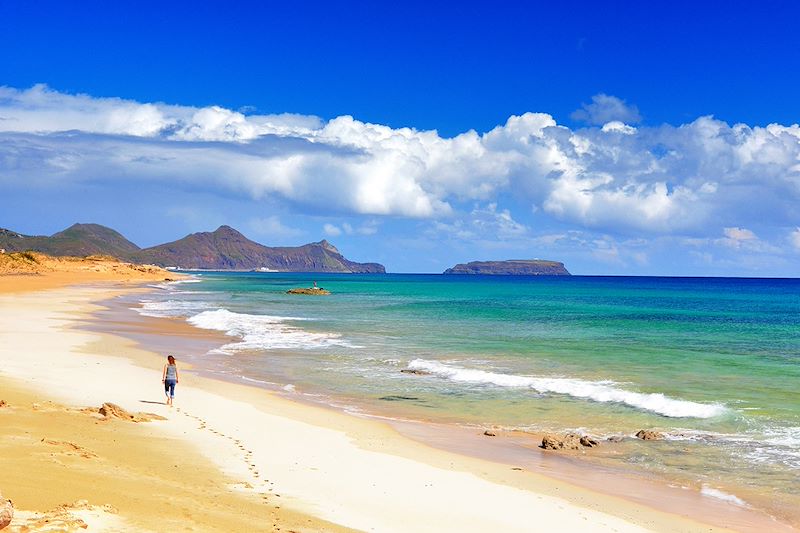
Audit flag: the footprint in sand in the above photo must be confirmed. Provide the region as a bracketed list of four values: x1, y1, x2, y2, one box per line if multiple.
[179, 410, 265, 488]
[41, 439, 97, 459]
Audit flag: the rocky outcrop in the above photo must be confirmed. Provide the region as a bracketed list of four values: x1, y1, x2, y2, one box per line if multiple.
[541, 433, 599, 450]
[444, 259, 570, 276]
[98, 403, 165, 422]
[635, 429, 664, 440]
[0, 491, 12, 530]
[286, 287, 331, 295]
[400, 369, 431, 376]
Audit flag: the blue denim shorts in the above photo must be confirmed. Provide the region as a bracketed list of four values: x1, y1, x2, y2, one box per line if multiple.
[164, 379, 176, 397]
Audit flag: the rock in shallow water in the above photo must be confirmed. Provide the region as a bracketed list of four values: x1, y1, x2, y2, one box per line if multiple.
[541, 433, 599, 450]
[286, 287, 331, 295]
[635, 429, 664, 440]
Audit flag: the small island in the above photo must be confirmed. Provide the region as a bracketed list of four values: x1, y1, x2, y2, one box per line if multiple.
[443, 259, 570, 276]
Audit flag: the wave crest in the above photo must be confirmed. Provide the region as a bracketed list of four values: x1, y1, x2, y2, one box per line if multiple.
[407, 359, 726, 419]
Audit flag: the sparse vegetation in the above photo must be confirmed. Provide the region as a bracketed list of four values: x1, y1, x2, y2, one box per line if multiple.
[17, 251, 40, 263]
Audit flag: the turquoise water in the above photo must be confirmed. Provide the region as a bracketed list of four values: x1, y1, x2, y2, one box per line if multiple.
[137, 273, 800, 515]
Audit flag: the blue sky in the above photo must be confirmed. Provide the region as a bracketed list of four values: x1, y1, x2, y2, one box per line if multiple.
[2, 1, 800, 275]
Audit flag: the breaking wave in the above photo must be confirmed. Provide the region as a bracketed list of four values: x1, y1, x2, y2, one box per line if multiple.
[407, 359, 727, 419]
[188, 308, 355, 353]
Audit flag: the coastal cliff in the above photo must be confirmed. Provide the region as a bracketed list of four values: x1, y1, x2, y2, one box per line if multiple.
[443, 259, 570, 276]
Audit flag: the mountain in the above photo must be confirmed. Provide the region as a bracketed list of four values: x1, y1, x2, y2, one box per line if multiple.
[0, 223, 140, 258]
[443, 259, 570, 276]
[0, 224, 385, 273]
[133, 225, 384, 272]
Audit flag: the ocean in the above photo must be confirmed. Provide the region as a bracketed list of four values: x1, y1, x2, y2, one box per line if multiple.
[135, 272, 800, 519]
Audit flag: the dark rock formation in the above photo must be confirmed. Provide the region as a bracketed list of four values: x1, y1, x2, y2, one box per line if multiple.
[483, 430, 497, 437]
[400, 369, 431, 376]
[635, 429, 664, 440]
[444, 259, 570, 276]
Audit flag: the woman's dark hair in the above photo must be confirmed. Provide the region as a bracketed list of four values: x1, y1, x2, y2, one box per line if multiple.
[167, 355, 175, 363]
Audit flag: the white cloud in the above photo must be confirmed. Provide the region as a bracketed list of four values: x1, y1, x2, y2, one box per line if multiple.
[425, 203, 529, 244]
[323, 223, 342, 236]
[470, 203, 529, 239]
[601, 121, 637, 135]
[714, 227, 781, 254]
[571, 94, 642, 126]
[789, 228, 800, 250]
[723, 226, 757, 243]
[322, 220, 380, 237]
[248, 216, 304, 239]
[2, 85, 800, 247]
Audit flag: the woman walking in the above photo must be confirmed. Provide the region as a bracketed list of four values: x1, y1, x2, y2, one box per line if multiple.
[162, 355, 180, 406]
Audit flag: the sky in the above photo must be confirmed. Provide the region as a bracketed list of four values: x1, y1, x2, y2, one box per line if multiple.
[1, 1, 800, 275]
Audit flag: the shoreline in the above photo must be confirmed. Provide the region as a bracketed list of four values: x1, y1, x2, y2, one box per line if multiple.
[92, 283, 796, 531]
[0, 277, 792, 531]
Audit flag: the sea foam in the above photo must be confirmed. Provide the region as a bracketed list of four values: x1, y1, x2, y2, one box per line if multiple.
[137, 299, 212, 318]
[188, 308, 354, 353]
[700, 486, 750, 507]
[407, 359, 727, 419]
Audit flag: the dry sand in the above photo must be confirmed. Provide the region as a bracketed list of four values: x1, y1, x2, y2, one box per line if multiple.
[0, 265, 784, 532]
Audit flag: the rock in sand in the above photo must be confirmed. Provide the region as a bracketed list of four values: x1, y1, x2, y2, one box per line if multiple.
[0, 491, 13, 530]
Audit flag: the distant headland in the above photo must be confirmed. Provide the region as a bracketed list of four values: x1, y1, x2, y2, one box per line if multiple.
[443, 259, 570, 276]
[0, 223, 385, 273]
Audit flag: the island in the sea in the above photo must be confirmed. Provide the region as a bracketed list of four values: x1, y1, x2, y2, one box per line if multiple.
[443, 259, 570, 276]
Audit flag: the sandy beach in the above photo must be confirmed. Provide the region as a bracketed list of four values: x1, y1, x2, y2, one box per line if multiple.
[0, 269, 793, 531]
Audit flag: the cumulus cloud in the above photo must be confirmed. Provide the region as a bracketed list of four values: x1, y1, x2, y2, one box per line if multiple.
[2, 84, 800, 247]
[601, 121, 637, 135]
[571, 93, 642, 126]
